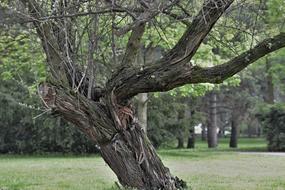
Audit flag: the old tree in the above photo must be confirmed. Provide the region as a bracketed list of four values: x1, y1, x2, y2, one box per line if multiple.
[1, 0, 285, 189]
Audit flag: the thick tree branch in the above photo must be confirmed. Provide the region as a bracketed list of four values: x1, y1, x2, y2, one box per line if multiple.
[119, 1, 180, 66]
[110, 33, 285, 102]
[160, 0, 234, 64]
[190, 32, 285, 83]
[125, 33, 285, 93]
[14, 0, 106, 102]
[108, 0, 234, 101]
[20, 0, 71, 84]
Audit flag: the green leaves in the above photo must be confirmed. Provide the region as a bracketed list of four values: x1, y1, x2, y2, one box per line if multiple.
[0, 30, 46, 94]
[1, 71, 12, 80]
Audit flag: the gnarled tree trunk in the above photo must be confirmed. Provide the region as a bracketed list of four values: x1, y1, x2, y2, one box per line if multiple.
[14, 0, 285, 189]
[39, 84, 186, 190]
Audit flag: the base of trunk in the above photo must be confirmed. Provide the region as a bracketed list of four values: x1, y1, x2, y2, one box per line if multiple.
[99, 124, 187, 190]
[207, 127, 218, 148]
[187, 129, 195, 149]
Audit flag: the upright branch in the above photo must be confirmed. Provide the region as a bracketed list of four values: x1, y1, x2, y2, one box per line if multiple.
[20, 0, 69, 84]
[121, 22, 145, 66]
[108, 0, 234, 101]
[107, 0, 285, 105]
[120, 0, 180, 66]
[161, 0, 234, 64]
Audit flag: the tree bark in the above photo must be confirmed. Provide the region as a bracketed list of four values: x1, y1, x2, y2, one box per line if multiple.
[207, 92, 218, 148]
[100, 126, 183, 189]
[39, 84, 186, 190]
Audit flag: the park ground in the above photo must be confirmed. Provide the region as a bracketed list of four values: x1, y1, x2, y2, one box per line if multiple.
[0, 138, 285, 190]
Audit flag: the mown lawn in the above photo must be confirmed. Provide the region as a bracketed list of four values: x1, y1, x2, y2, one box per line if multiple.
[0, 138, 285, 190]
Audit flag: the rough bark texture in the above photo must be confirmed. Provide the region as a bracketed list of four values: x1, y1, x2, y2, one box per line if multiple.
[100, 126, 179, 189]
[39, 83, 186, 190]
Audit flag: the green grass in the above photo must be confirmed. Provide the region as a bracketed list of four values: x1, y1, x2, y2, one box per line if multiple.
[0, 138, 285, 190]
[163, 137, 268, 151]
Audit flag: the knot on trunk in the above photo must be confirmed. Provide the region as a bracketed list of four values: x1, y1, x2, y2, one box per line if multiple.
[109, 89, 135, 130]
[38, 82, 56, 108]
[117, 105, 134, 129]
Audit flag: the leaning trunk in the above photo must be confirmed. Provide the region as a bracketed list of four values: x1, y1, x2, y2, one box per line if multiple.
[100, 125, 185, 189]
[39, 84, 185, 190]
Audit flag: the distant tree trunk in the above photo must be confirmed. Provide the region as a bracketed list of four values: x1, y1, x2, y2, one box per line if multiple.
[265, 57, 274, 104]
[137, 93, 148, 134]
[257, 125, 262, 137]
[177, 129, 184, 149]
[187, 128, 195, 149]
[201, 124, 207, 141]
[136, 45, 161, 135]
[247, 125, 252, 138]
[229, 116, 238, 148]
[218, 127, 224, 138]
[207, 92, 218, 148]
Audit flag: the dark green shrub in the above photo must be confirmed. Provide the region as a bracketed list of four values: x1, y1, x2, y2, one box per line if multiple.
[261, 106, 285, 151]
